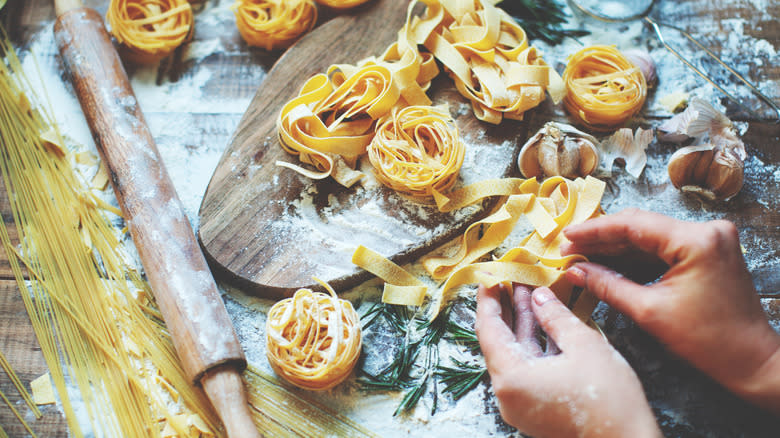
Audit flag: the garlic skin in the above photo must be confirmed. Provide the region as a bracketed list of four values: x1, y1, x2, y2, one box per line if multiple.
[517, 122, 599, 179]
[624, 49, 657, 86]
[600, 127, 654, 178]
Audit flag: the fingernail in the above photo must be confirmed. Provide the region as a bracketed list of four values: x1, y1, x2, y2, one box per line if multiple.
[567, 265, 586, 283]
[533, 288, 555, 306]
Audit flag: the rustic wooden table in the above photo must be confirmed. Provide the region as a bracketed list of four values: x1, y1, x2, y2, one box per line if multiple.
[1, 0, 778, 436]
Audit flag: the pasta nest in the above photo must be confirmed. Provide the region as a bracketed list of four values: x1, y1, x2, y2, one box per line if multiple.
[367, 105, 464, 199]
[277, 63, 400, 187]
[314, 0, 373, 9]
[414, 0, 561, 124]
[562, 45, 648, 132]
[265, 284, 362, 391]
[233, 0, 318, 51]
[107, 0, 193, 64]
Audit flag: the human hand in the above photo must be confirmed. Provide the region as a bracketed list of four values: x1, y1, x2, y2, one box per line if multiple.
[475, 283, 661, 438]
[561, 209, 780, 413]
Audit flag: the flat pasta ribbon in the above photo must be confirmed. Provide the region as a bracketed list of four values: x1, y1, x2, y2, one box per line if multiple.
[367, 105, 464, 199]
[314, 0, 373, 9]
[276, 1, 441, 188]
[352, 176, 607, 321]
[233, 0, 318, 51]
[563, 45, 647, 131]
[107, 0, 193, 64]
[412, 0, 564, 124]
[265, 280, 362, 391]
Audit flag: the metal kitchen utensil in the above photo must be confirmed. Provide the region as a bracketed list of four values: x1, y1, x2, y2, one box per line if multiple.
[569, 0, 780, 120]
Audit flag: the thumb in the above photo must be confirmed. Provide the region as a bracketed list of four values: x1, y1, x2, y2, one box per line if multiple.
[531, 287, 602, 352]
[566, 262, 654, 322]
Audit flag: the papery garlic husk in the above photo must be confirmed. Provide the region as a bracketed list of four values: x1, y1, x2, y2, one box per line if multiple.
[657, 97, 732, 144]
[517, 122, 600, 179]
[667, 132, 745, 201]
[600, 127, 654, 178]
[624, 49, 657, 86]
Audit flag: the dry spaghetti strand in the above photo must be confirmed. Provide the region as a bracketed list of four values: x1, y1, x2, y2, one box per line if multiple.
[266, 281, 362, 391]
[367, 104, 464, 199]
[233, 0, 318, 51]
[563, 45, 647, 131]
[107, 0, 193, 64]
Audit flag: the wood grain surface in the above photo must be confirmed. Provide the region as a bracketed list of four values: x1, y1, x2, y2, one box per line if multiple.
[0, 0, 778, 436]
[198, 0, 525, 298]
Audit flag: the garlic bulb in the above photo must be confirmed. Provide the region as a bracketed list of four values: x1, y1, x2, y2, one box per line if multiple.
[624, 49, 657, 86]
[665, 102, 746, 201]
[667, 141, 744, 201]
[517, 122, 599, 179]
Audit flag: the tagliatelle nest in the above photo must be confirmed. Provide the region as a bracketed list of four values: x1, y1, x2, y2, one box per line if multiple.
[107, 0, 193, 64]
[233, 0, 318, 51]
[563, 45, 647, 131]
[265, 281, 362, 391]
[314, 0, 373, 9]
[367, 105, 465, 200]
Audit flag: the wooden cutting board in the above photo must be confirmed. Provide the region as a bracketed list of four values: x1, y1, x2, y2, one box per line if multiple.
[198, 0, 528, 299]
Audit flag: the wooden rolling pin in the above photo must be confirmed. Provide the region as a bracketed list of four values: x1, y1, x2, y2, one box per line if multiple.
[53, 1, 262, 437]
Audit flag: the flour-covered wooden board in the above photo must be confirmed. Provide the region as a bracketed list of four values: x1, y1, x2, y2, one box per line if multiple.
[197, 0, 529, 298]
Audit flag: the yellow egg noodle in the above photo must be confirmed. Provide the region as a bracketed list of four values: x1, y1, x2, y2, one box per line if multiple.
[276, 1, 441, 188]
[314, 0, 373, 9]
[353, 175, 606, 321]
[0, 33, 373, 437]
[233, 0, 318, 51]
[265, 280, 362, 391]
[413, 0, 565, 124]
[563, 45, 647, 132]
[367, 105, 465, 199]
[277, 0, 563, 195]
[107, 0, 193, 64]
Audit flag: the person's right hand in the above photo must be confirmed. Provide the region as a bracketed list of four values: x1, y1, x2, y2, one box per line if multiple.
[561, 209, 780, 414]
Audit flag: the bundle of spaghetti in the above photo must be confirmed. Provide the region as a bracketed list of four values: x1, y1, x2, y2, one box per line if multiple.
[107, 0, 193, 64]
[353, 175, 606, 321]
[233, 0, 318, 51]
[2, 29, 375, 438]
[562, 45, 647, 131]
[0, 33, 221, 437]
[367, 105, 464, 199]
[277, 1, 439, 188]
[410, 0, 565, 124]
[265, 281, 362, 391]
[314, 0, 372, 9]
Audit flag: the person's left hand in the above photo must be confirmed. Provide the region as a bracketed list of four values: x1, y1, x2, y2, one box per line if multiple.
[475, 283, 661, 438]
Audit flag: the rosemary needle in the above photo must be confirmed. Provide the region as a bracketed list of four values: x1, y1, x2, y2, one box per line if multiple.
[498, 0, 589, 45]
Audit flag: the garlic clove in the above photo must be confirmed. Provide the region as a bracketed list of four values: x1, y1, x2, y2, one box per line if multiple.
[623, 48, 657, 86]
[517, 122, 600, 179]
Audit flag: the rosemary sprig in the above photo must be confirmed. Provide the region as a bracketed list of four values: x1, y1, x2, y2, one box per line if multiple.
[436, 358, 488, 401]
[498, 0, 589, 45]
[445, 320, 481, 354]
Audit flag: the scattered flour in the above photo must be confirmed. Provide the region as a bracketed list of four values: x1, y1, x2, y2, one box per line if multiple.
[11, 0, 779, 436]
